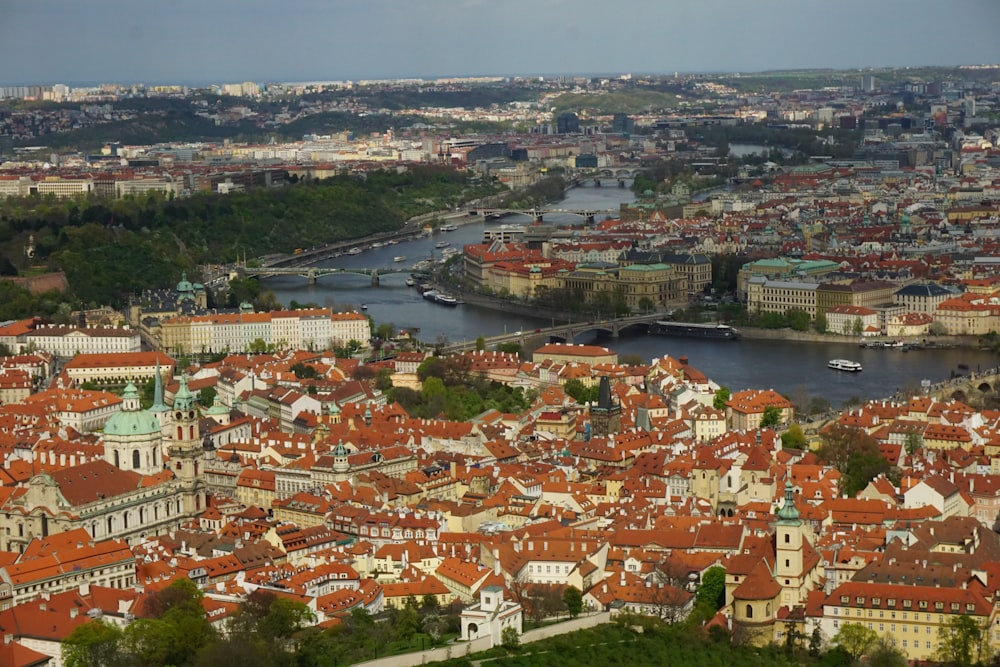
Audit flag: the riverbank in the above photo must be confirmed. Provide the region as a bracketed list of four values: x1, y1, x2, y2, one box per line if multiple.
[737, 327, 983, 349]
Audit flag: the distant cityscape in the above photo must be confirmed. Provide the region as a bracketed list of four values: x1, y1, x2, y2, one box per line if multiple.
[0, 65, 1000, 666]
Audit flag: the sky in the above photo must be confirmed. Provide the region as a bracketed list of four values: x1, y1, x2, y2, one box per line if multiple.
[1, 0, 999, 86]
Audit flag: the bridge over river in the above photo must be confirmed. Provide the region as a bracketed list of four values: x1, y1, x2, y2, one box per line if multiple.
[238, 265, 414, 285]
[437, 313, 665, 355]
[921, 366, 1000, 407]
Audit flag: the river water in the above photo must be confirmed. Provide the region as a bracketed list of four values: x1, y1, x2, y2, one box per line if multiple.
[262, 182, 999, 406]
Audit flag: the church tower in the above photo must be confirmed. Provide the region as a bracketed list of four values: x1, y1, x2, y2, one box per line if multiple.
[169, 376, 207, 515]
[774, 480, 812, 607]
[102, 381, 163, 476]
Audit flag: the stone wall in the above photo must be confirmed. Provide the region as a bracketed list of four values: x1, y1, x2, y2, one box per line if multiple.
[350, 611, 613, 667]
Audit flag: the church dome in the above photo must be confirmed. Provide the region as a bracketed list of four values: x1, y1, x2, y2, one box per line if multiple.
[104, 382, 162, 437]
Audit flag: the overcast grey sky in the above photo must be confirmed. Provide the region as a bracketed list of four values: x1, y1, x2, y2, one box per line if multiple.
[2, 0, 999, 85]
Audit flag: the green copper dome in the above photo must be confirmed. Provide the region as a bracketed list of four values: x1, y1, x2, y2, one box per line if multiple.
[176, 271, 194, 294]
[205, 396, 228, 416]
[104, 382, 162, 436]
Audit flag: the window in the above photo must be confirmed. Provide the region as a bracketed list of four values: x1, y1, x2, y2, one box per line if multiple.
[784, 534, 790, 543]
[132, 449, 141, 469]
[746, 604, 753, 619]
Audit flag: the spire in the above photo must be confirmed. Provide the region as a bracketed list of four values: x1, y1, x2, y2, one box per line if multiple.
[776, 480, 801, 524]
[174, 374, 195, 411]
[150, 358, 168, 413]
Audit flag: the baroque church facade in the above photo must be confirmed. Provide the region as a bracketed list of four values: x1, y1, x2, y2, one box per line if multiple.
[0, 373, 209, 552]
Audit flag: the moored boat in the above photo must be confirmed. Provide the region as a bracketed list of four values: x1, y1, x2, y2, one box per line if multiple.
[651, 321, 741, 340]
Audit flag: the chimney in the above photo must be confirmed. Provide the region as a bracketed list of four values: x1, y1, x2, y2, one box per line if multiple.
[70, 607, 78, 619]
[79, 582, 90, 597]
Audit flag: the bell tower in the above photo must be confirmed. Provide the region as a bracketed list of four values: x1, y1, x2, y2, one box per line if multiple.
[170, 375, 207, 515]
[774, 480, 809, 607]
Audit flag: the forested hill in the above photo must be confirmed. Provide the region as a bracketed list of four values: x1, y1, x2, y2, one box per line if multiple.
[0, 165, 501, 306]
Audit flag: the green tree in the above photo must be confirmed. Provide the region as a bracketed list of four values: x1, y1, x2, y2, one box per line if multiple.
[786, 308, 810, 331]
[247, 337, 273, 354]
[64, 620, 126, 667]
[619, 353, 645, 367]
[817, 423, 889, 497]
[562, 586, 583, 619]
[198, 385, 217, 407]
[564, 378, 599, 404]
[501, 626, 521, 650]
[713, 386, 731, 411]
[937, 614, 991, 667]
[868, 637, 908, 667]
[475, 335, 486, 351]
[814, 311, 828, 334]
[695, 566, 726, 613]
[638, 296, 655, 313]
[781, 423, 807, 449]
[833, 622, 878, 662]
[290, 362, 319, 379]
[375, 323, 395, 341]
[904, 431, 923, 456]
[375, 367, 394, 391]
[852, 317, 864, 336]
[497, 342, 522, 355]
[760, 405, 782, 428]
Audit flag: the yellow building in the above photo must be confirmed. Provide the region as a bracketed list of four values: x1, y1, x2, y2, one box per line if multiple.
[813, 582, 993, 662]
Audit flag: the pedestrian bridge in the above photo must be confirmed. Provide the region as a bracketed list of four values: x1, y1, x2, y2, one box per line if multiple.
[924, 367, 1000, 407]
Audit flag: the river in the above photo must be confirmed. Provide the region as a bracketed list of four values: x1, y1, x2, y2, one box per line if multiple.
[261, 181, 999, 406]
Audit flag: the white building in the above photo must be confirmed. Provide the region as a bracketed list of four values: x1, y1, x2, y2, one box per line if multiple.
[460, 585, 523, 646]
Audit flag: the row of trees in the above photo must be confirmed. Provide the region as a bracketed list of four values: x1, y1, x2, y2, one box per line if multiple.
[387, 355, 536, 420]
[64, 580, 314, 667]
[64, 579, 470, 667]
[0, 165, 501, 306]
[833, 617, 994, 667]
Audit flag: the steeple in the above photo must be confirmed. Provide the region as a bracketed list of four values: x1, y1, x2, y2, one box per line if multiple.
[776, 481, 801, 524]
[150, 359, 168, 413]
[174, 374, 195, 411]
